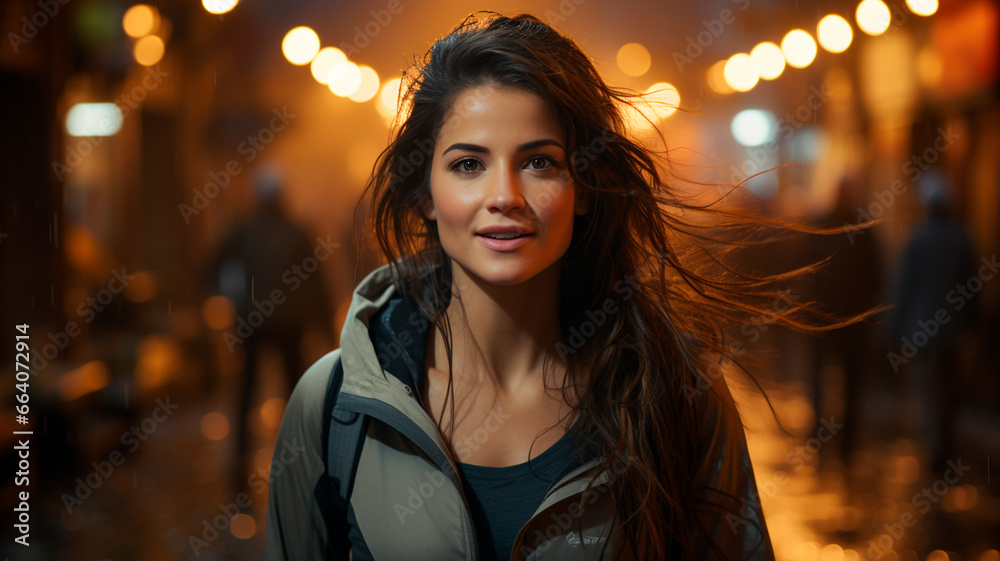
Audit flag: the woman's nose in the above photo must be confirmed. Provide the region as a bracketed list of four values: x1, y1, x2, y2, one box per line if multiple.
[485, 164, 526, 213]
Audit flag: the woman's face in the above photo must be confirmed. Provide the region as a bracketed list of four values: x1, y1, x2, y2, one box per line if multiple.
[424, 85, 587, 287]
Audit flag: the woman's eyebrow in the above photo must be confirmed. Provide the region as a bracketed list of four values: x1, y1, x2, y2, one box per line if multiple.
[441, 138, 565, 156]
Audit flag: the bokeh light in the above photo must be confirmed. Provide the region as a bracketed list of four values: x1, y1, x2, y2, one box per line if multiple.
[124, 270, 157, 302]
[906, 0, 938, 16]
[133, 35, 165, 66]
[724, 53, 759, 92]
[917, 46, 944, 88]
[282, 26, 320, 65]
[781, 29, 818, 68]
[66, 103, 123, 137]
[201, 295, 235, 330]
[59, 361, 111, 402]
[202, 0, 239, 15]
[377, 77, 403, 119]
[122, 4, 159, 38]
[750, 41, 785, 80]
[731, 109, 777, 146]
[818, 14, 854, 53]
[259, 398, 287, 429]
[328, 61, 362, 97]
[616, 42, 652, 77]
[819, 543, 845, 561]
[310, 47, 347, 84]
[349, 65, 381, 102]
[856, 0, 892, 36]
[644, 82, 680, 119]
[706, 60, 734, 94]
[230, 514, 256, 539]
[201, 412, 230, 440]
[135, 335, 182, 392]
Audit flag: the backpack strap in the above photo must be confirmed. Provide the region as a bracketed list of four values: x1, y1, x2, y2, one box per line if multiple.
[319, 351, 369, 543]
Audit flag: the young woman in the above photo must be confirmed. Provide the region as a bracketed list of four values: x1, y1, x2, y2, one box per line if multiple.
[265, 12, 828, 560]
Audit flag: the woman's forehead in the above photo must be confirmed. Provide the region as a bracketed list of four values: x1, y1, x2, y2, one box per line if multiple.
[435, 85, 564, 150]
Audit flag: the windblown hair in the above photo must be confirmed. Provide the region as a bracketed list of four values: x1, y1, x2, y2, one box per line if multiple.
[358, 11, 859, 560]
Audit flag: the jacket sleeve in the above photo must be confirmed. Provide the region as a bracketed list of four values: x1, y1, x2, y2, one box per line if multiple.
[691, 376, 776, 561]
[265, 350, 348, 560]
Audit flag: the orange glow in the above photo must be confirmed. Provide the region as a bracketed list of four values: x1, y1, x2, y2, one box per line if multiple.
[282, 27, 320, 65]
[706, 60, 734, 94]
[124, 271, 157, 303]
[123, 4, 159, 38]
[328, 61, 362, 97]
[65, 225, 113, 278]
[896, 455, 920, 484]
[135, 335, 182, 392]
[203, 0, 239, 15]
[310, 47, 347, 84]
[259, 398, 287, 429]
[643, 82, 680, 120]
[229, 514, 256, 539]
[349, 65, 380, 102]
[134, 35, 165, 66]
[254, 447, 274, 473]
[201, 295, 235, 330]
[377, 77, 403, 119]
[59, 360, 111, 402]
[907, 0, 938, 16]
[818, 14, 854, 53]
[201, 412, 230, 440]
[781, 29, 818, 68]
[819, 543, 845, 561]
[724, 53, 758, 92]
[750, 41, 785, 80]
[857, 0, 892, 36]
[616, 43, 652, 77]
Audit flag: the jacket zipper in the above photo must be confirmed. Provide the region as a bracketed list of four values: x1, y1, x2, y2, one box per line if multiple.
[507, 457, 609, 559]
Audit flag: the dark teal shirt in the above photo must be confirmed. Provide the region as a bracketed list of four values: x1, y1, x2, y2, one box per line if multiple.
[455, 426, 585, 561]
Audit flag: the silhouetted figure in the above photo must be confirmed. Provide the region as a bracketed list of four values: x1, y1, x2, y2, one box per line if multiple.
[807, 177, 883, 471]
[207, 165, 334, 493]
[887, 169, 975, 472]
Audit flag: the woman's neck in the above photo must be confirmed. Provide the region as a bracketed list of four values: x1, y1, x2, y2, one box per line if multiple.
[430, 261, 565, 395]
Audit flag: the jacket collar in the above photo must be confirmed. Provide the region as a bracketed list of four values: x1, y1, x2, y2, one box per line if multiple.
[337, 262, 433, 403]
[367, 281, 431, 400]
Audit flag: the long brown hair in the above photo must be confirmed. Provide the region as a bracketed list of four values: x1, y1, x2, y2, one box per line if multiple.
[358, 11, 860, 559]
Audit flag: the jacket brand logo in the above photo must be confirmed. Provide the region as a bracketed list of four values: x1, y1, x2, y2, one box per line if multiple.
[566, 533, 606, 546]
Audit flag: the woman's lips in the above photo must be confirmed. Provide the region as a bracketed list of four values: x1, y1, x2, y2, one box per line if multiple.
[476, 232, 534, 251]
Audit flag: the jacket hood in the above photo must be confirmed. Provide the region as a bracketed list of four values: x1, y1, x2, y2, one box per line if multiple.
[338, 262, 435, 403]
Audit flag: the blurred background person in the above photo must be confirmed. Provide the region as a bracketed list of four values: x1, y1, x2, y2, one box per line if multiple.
[886, 168, 976, 472]
[805, 176, 884, 475]
[204, 163, 334, 494]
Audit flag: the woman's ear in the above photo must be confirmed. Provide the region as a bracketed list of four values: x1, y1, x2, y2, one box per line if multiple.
[421, 193, 437, 221]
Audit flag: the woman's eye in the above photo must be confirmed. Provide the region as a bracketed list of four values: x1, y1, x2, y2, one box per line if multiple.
[527, 156, 554, 171]
[450, 158, 482, 173]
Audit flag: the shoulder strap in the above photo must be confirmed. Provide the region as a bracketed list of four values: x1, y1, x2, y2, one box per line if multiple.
[320, 352, 369, 519]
